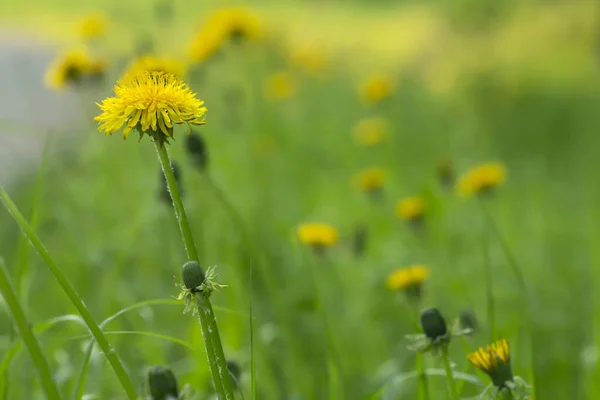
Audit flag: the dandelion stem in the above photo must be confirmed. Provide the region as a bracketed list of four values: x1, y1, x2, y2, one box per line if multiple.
[154, 142, 234, 399]
[0, 187, 137, 399]
[0, 259, 61, 400]
[482, 227, 496, 343]
[416, 353, 430, 400]
[440, 344, 460, 400]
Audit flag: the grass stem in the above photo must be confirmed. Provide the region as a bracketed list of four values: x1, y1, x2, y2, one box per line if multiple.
[440, 344, 459, 400]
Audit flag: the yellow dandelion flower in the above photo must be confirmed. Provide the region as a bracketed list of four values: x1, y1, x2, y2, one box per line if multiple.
[45, 48, 106, 90]
[297, 223, 339, 249]
[79, 13, 106, 40]
[189, 7, 261, 63]
[468, 339, 514, 388]
[94, 71, 207, 144]
[355, 168, 386, 192]
[353, 117, 389, 146]
[290, 45, 327, 75]
[386, 265, 430, 300]
[359, 75, 395, 106]
[457, 162, 506, 197]
[125, 55, 187, 77]
[395, 196, 425, 221]
[265, 71, 296, 100]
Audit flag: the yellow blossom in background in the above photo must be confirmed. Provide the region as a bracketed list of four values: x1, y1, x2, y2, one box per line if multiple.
[395, 196, 425, 221]
[79, 13, 107, 40]
[45, 48, 106, 90]
[265, 71, 296, 100]
[297, 223, 339, 248]
[290, 45, 327, 75]
[189, 7, 261, 63]
[386, 264, 430, 291]
[359, 75, 395, 106]
[353, 116, 390, 145]
[355, 168, 386, 192]
[95, 71, 207, 143]
[467, 339, 514, 387]
[457, 162, 507, 197]
[125, 55, 187, 78]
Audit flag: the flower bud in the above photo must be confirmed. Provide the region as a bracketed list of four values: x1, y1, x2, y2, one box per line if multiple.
[185, 133, 208, 171]
[182, 261, 205, 290]
[459, 309, 478, 333]
[148, 365, 179, 400]
[420, 307, 448, 340]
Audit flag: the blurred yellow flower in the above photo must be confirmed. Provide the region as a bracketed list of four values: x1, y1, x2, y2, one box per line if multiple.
[297, 223, 339, 248]
[355, 168, 386, 192]
[395, 196, 425, 221]
[45, 48, 106, 90]
[359, 75, 395, 106]
[265, 71, 296, 100]
[457, 162, 506, 197]
[467, 339, 513, 388]
[125, 55, 187, 77]
[290, 45, 327, 74]
[386, 264, 430, 291]
[95, 71, 207, 143]
[189, 7, 261, 63]
[353, 117, 389, 145]
[79, 13, 107, 40]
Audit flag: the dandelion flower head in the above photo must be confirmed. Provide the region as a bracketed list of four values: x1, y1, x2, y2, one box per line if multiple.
[265, 71, 296, 100]
[395, 196, 426, 221]
[386, 264, 430, 291]
[95, 71, 207, 143]
[468, 339, 513, 387]
[79, 13, 107, 40]
[297, 223, 339, 248]
[45, 48, 106, 90]
[125, 55, 187, 78]
[360, 75, 395, 106]
[354, 117, 389, 146]
[355, 168, 386, 192]
[457, 162, 506, 197]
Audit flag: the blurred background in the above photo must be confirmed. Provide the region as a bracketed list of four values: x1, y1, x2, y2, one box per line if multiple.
[1, 0, 600, 399]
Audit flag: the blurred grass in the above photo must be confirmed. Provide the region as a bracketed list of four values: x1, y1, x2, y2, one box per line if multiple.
[1, 0, 600, 399]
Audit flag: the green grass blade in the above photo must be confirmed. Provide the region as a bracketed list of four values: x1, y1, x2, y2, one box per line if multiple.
[15, 132, 50, 301]
[0, 340, 21, 400]
[0, 258, 62, 400]
[0, 187, 137, 399]
[70, 331, 196, 351]
[249, 259, 257, 400]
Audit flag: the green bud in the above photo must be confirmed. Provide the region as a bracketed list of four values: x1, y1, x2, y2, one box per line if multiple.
[148, 365, 179, 400]
[185, 133, 209, 172]
[420, 307, 448, 340]
[182, 261, 205, 290]
[459, 309, 478, 332]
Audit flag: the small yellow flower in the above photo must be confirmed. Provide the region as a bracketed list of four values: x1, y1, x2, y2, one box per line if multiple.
[45, 48, 106, 90]
[189, 7, 261, 63]
[359, 75, 395, 106]
[457, 162, 506, 197]
[79, 13, 106, 40]
[468, 339, 514, 388]
[297, 223, 339, 248]
[353, 117, 389, 146]
[124, 55, 187, 77]
[95, 71, 207, 144]
[265, 71, 296, 100]
[386, 264, 430, 291]
[355, 168, 386, 192]
[290, 45, 327, 75]
[395, 196, 425, 221]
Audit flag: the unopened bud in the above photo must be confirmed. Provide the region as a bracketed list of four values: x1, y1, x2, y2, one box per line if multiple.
[185, 133, 208, 171]
[182, 261, 205, 290]
[148, 365, 179, 400]
[420, 307, 448, 340]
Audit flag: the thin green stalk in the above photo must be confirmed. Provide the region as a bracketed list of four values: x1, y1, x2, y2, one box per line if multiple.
[249, 261, 257, 400]
[440, 345, 459, 400]
[154, 142, 234, 399]
[482, 228, 496, 343]
[416, 353, 430, 400]
[0, 259, 61, 400]
[0, 187, 137, 399]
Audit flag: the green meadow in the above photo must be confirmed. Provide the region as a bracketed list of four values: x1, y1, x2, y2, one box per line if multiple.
[2, 0, 600, 399]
